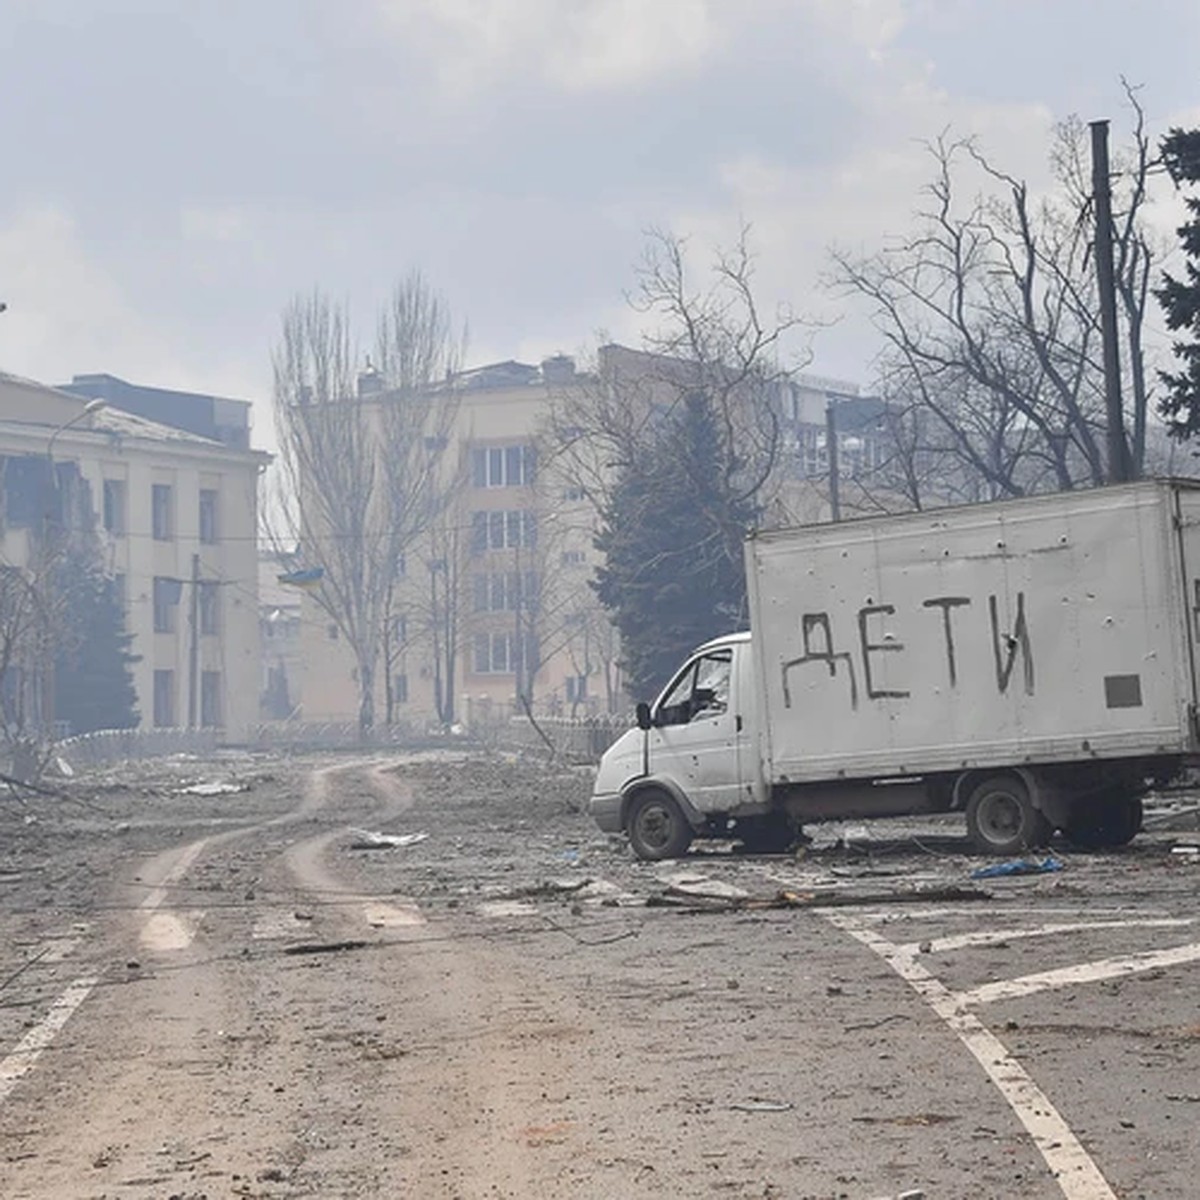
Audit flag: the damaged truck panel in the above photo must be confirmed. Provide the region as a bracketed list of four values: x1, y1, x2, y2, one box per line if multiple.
[749, 480, 1198, 782]
[591, 480, 1200, 860]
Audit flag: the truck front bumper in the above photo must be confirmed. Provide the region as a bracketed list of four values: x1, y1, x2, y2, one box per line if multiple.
[588, 791, 623, 833]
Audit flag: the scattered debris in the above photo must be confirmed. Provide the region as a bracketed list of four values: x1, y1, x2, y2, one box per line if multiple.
[347, 829, 428, 850]
[647, 884, 990, 911]
[844, 1014, 911, 1033]
[175, 781, 250, 797]
[971, 857, 1064, 879]
[1170, 844, 1200, 857]
[730, 1098, 793, 1113]
[853, 1113, 956, 1127]
[282, 939, 368, 957]
[494, 877, 594, 900]
[662, 873, 749, 903]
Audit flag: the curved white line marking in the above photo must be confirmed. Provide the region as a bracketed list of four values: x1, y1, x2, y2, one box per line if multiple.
[828, 913, 1117, 1200]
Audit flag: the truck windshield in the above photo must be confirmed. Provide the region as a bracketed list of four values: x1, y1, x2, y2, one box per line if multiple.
[656, 649, 732, 725]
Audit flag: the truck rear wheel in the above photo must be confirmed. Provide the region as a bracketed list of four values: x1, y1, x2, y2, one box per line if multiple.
[1065, 791, 1143, 850]
[965, 775, 1051, 856]
[627, 790, 694, 861]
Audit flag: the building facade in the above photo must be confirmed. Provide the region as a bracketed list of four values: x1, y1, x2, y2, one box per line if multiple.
[290, 355, 618, 731]
[287, 346, 891, 732]
[0, 372, 267, 741]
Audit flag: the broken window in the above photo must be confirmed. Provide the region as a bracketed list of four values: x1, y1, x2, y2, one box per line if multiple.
[103, 479, 127, 536]
[198, 488, 219, 543]
[153, 576, 182, 633]
[152, 484, 174, 540]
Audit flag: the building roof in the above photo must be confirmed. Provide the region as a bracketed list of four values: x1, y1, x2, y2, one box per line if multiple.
[60, 372, 252, 449]
[90, 405, 225, 446]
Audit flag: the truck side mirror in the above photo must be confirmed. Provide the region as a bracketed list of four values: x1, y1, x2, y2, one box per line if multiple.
[635, 701, 652, 730]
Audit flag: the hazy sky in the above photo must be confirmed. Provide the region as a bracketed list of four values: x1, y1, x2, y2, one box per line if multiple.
[2, 0, 1198, 443]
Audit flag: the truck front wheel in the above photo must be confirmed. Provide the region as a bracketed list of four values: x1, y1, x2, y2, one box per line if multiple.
[627, 790, 694, 861]
[965, 776, 1051, 856]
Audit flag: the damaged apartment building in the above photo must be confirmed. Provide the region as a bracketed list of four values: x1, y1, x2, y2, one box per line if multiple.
[0, 370, 267, 743]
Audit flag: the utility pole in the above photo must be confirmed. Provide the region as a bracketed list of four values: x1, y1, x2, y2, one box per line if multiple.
[1090, 119, 1133, 483]
[826, 400, 841, 521]
[187, 552, 200, 729]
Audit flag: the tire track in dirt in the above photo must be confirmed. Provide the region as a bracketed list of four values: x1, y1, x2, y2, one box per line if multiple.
[282, 759, 426, 933]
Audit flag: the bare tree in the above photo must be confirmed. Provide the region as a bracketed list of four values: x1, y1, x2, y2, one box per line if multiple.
[545, 225, 815, 697]
[832, 86, 1157, 500]
[270, 275, 465, 740]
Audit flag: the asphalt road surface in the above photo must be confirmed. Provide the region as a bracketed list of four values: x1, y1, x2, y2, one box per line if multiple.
[1, 750, 1198, 1199]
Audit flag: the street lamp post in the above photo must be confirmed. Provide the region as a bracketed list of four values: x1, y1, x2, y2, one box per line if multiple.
[39, 397, 107, 738]
[47, 397, 107, 466]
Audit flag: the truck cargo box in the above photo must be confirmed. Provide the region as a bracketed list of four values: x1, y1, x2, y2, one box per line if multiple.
[745, 480, 1200, 784]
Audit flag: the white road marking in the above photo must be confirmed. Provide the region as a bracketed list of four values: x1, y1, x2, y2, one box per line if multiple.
[140, 839, 208, 911]
[478, 900, 538, 919]
[0, 975, 100, 1105]
[958, 940, 1200, 1007]
[828, 912, 1117, 1200]
[898, 918, 1194, 957]
[140, 912, 198, 952]
[363, 900, 424, 928]
[136, 839, 209, 952]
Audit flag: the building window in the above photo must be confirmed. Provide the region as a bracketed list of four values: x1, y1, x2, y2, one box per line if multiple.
[470, 510, 537, 555]
[471, 444, 536, 488]
[2, 456, 46, 527]
[393, 674, 408, 704]
[392, 614, 408, 643]
[152, 484, 174, 540]
[472, 631, 536, 675]
[200, 671, 222, 728]
[198, 489, 219, 544]
[198, 581, 220, 635]
[153, 576, 181, 633]
[566, 675, 588, 703]
[561, 550, 585, 566]
[102, 480, 127, 536]
[327, 624, 339, 640]
[472, 571, 538, 613]
[153, 670, 175, 727]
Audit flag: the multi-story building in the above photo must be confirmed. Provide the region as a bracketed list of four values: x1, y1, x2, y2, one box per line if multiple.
[291, 354, 618, 731]
[289, 346, 890, 731]
[0, 370, 267, 740]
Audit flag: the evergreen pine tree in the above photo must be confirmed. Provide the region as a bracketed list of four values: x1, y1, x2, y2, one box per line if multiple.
[593, 392, 755, 700]
[53, 555, 140, 735]
[1157, 127, 1200, 438]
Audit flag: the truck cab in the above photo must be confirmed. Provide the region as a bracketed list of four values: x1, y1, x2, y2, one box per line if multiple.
[590, 633, 784, 859]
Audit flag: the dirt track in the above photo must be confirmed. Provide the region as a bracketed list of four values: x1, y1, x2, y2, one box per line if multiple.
[2, 751, 1199, 1198]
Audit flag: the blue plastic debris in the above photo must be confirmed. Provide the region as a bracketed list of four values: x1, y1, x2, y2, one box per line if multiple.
[971, 857, 1064, 879]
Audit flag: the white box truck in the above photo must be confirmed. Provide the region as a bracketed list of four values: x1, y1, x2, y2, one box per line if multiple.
[590, 480, 1200, 859]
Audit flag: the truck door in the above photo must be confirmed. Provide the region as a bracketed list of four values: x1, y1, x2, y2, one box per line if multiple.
[649, 647, 747, 813]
